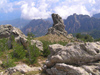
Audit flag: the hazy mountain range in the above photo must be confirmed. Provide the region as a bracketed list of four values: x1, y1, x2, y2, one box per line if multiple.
[0, 13, 100, 38]
[21, 13, 100, 38]
[22, 19, 52, 37]
[0, 18, 30, 29]
[64, 13, 100, 33]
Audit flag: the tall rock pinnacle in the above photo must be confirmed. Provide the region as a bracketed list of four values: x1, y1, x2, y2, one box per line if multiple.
[47, 13, 67, 36]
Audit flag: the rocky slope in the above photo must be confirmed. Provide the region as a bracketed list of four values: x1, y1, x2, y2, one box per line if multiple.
[22, 13, 100, 38]
[64, 13, 100, 33]
[44, 42, 100, 75]
[0, 24, 43, 50]
[22, 19, 52, 37]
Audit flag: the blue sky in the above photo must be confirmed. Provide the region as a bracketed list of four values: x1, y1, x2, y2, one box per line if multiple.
[0, 0, 100, 21]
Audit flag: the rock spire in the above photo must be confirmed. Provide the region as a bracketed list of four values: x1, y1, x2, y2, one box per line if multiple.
[47, 13, 67, 36]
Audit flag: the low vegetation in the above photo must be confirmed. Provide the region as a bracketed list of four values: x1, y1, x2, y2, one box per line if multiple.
[76, 33, 94, 42]
[0, 32, 97, 70]
[35, 34, 71, 43]
[0, 33, 69, 69]
[0, 35, 41, 68]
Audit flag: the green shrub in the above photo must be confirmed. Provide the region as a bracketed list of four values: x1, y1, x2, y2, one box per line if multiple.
[42, 41, 68, 57]
[10, 35, 26, 59]
[0, 38, 9, 52]
[26, 43, 40, 64]
[57, 41, 68, 46]
[27, 32, 35, 38]
[42, 41, 52, 57]
[95, 38, 100, 41]
[2, 59, 15, 68]
[11, 43, 26, 59]
[27, 33, 40, 64]
[76, 33, 94, 42]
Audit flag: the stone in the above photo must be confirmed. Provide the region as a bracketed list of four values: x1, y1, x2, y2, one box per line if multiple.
[44, 42, 100, 75]
[0, 60, 2, 65]
[31, 40, 43, 51]
[47, 13, 67, 36]
[4, 64, 41, 75]
[67, 34, 73, 39]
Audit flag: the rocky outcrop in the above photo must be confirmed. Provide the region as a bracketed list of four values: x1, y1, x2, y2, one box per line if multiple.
[2, 64, 41, 75]
[44, 42, 100, 75]
[47, 13, 67, 36]
[0, 25, 43, 50]
[0, 24, 26, 38]
[0, 24, 27, 48]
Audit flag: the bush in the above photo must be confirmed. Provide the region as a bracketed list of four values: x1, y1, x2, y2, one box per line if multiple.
[42, 41, 68, 57]
[27, 33, 40, 64]
[57, 41, 68, 46]
[76, 33, 94, 42]
[9, 35, 26, 59]
[42, 41, 52, 57]
[26, 43, 40, 64]
[27, 32, 35, 38]
[2, 59, 15, 68]
[95, 38, 100, 41]
[76, 33, 83, 39]
[0, 38, 8, 52]
[11, 43, 26, 59]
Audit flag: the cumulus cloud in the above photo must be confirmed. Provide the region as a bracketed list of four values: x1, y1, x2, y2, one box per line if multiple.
[1, 0, 100, 19]
[19, 0, 100, 19]
[54, 5, 90, 19]
[53, 0, 100, 18]
[0, 0, 13, 13]
[20, 0, 51, 20]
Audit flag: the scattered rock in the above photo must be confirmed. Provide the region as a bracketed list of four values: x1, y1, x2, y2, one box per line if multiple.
[43, 42, 100, 75]
[66, 34, 73, 39]
[47, 13, 68, 36]
[0, 60, 2, 65]
[31, 40, 43, 51]
[4, 64, 41, 75]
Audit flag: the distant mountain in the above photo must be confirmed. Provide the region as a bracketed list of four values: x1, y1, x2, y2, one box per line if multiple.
[21, 19, 52, 37]
[88, 30, 100, 39]
[64, 13, 100, 34]
[93, 13, 100, 19]
[0, 18, 30, 29]
[22, 14, 100, 38]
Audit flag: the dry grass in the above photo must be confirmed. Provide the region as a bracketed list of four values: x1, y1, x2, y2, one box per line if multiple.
[35, 34, 71, 43]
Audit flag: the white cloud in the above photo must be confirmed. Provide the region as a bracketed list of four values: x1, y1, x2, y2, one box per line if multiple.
[54, 5, 90, 19]
[0, 0, 13, 13]
[20, 0, 100, 19]
[2, 0, 99, 19]
[20, 0, 52, 20]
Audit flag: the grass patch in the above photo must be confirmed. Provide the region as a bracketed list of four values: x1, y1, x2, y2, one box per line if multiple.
[35, 34, 71, 43]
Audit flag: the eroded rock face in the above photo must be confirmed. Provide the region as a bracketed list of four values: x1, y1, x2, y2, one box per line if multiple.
[44, 42, 100, 75]
[47, 13, 67, 36]
[0, 25, 26, 38]
[0, 25, 13, 38]
[0, 25, 43, 51]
